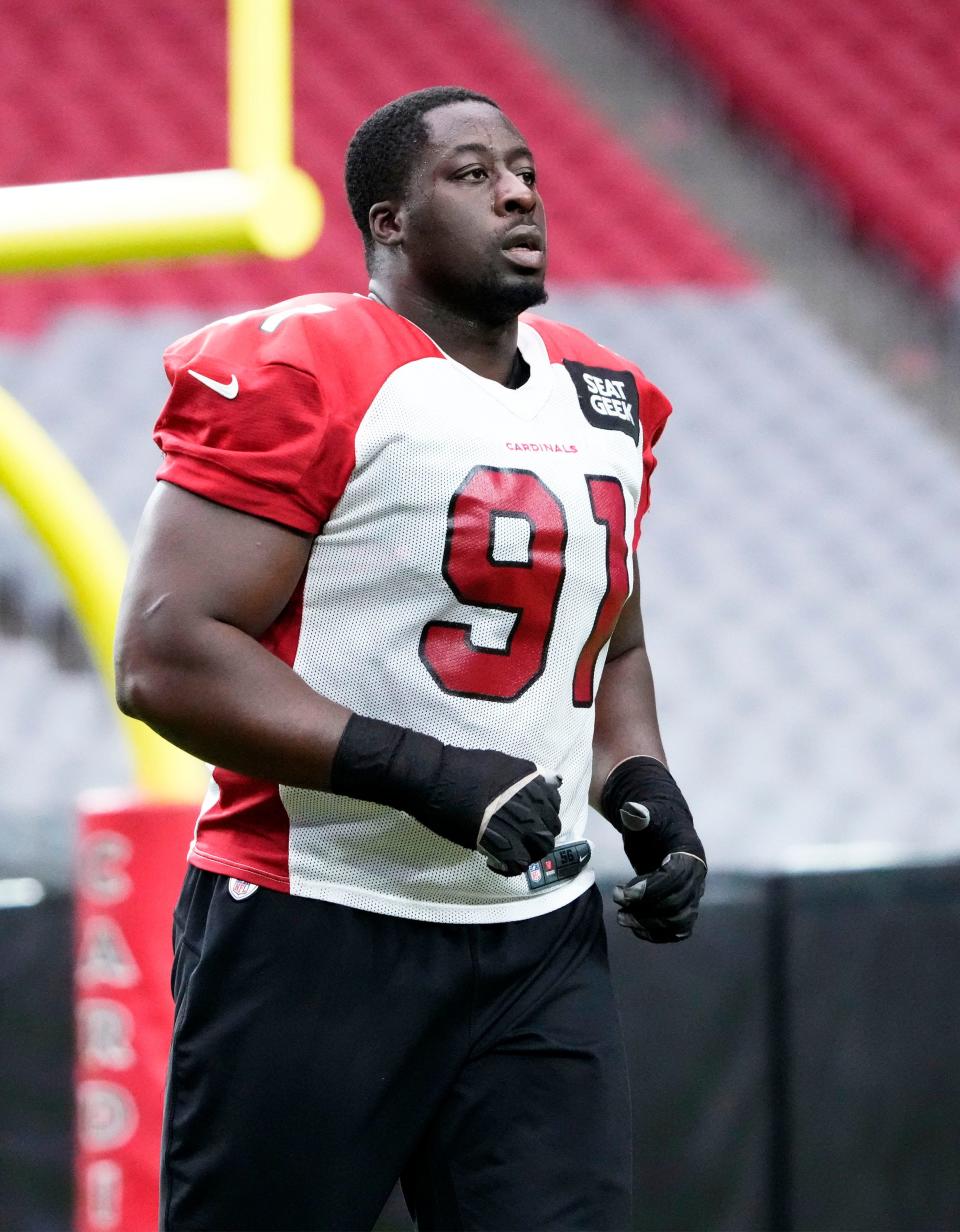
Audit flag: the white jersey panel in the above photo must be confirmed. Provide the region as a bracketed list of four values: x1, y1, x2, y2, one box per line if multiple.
[281, 324, 644, 923]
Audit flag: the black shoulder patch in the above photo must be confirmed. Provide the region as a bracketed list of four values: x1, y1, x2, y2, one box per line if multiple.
[562, 360, 640, 445]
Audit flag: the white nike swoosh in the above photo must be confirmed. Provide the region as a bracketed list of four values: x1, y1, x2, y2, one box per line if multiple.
[187, 369, 239, 399]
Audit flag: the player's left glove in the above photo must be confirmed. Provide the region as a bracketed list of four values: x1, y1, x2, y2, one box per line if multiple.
[600, 756, 706, 943]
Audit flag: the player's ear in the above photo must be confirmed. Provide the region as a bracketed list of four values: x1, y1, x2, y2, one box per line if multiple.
[368, 201, 405, 250]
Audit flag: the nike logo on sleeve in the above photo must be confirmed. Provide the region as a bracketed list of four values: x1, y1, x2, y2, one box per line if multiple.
[187, 369, 240, 399]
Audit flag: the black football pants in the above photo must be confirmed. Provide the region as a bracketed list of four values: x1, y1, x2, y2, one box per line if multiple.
[160, 868, 633, 1231]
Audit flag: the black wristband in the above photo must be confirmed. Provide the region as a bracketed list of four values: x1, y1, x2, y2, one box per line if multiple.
[331, 713, 443, 813]
[600, 755, 705, 870]
[599, 756, 672, 829]
[330, 713, 539, 853]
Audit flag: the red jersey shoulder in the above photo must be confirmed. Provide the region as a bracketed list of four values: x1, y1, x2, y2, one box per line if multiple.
[524, 314, 672, 548]
[156, 296, 441, 535]
[524, 313, 672, 449]
[523, 314, 633, 373]
[163, 293, 441, 405]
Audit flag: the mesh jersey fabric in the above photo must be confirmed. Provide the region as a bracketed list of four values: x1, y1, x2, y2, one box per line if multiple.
[154, 293, 671, 923]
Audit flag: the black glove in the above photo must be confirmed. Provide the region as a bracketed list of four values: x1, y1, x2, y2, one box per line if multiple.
[331, 714, 561, 877]
[600, 756, 706, 943]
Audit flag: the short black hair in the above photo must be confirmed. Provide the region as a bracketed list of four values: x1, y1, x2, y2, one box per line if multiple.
[344, 86, 499, 266]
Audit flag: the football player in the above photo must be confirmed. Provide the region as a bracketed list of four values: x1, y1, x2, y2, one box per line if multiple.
[116, 86, 706, 1232]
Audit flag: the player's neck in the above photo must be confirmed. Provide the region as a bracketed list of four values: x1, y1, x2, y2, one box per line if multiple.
[368, 283, 521, 386]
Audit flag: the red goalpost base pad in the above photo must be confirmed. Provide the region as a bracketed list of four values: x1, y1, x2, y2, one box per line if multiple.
[74, 797, 196, 1232]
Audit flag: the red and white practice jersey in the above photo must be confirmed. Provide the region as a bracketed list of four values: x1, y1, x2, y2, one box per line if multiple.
[155, 293, 671, 923]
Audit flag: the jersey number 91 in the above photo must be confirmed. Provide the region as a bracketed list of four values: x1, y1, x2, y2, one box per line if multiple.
[418, 466, 629, 707]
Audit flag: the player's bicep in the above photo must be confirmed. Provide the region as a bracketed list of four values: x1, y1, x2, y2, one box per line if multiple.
[119, 481, 313, 645]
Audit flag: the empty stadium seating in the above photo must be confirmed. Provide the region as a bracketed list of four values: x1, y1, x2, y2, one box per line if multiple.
[1, 0, 958, 882]
[0, 0, 750, 882]
[625, 0, 960, 294]
[0, 632, 129, 884]
[0, 0, 753, 334]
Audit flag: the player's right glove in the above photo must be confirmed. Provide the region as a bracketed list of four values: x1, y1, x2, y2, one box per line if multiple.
[600, 756, 706, 943]
[331, 714, 561, 877]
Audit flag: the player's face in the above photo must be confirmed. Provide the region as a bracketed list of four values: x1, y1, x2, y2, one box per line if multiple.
[402, 101, 548, 324]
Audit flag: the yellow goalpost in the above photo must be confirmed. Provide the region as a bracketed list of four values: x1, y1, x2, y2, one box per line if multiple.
[0, 0, 322, 273]
[0, 388, 204, 799]
[0, 0, 319, 799]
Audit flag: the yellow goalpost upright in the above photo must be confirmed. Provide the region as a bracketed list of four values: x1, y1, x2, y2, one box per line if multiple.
[0, 0, 320, 799]
[0, 387, 204, 799]
[0, 0, 322, 273]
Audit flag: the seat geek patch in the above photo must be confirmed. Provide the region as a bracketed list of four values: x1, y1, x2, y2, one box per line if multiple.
[562, 361, 640, 445]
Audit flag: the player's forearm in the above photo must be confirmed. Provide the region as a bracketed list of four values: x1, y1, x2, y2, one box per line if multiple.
[590, 644, 667, 808]
[115, 616, 351, 787]
[116, 612, 563, 872]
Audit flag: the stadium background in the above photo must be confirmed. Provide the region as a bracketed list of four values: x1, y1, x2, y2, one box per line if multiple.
[1, 0, 958, 1228]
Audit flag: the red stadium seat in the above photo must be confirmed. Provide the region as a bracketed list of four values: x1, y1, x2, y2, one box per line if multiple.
[625, 0, 960, 294]
[0, 0, 755, 331]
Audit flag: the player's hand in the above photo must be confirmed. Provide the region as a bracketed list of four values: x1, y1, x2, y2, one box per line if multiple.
[613, 803, 705, 942]
[331, 714, 562, 874]
[600, 758, 706, 944]
[479, 772, 562, 877]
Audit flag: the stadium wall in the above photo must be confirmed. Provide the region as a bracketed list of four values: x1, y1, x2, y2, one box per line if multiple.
[3, 864, 959, 1232]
